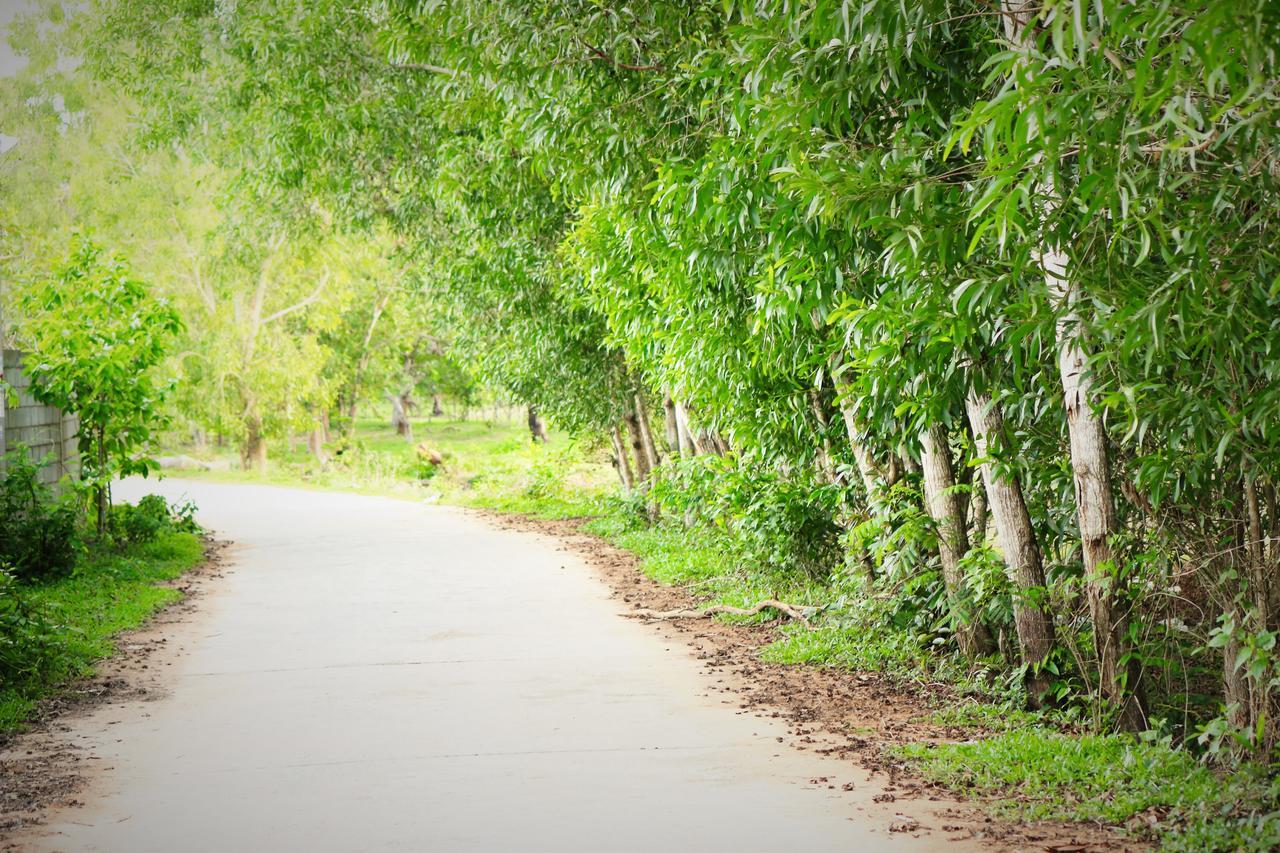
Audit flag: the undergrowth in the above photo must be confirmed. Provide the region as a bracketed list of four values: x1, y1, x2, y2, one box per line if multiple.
[0, 531, 205, 734]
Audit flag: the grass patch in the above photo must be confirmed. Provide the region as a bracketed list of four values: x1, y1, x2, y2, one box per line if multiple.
[168, 414, 616, 510]
[897, 729, 1280, 850]
[0, 532, 205, 734]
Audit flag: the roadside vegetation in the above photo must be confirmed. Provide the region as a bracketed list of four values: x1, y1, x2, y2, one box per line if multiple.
[1, 0, 1278, 849]
[0, 451, 204, 733]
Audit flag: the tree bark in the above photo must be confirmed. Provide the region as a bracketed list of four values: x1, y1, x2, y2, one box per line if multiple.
[662, 394, 680, 452]
[1002, 0, 1144, 731]
[609, 426, 634, 491]
[634, 392, 662, 474]
[920, 424, 996, 659]
[307, 422, 329, 465]
[431, 394, 444, 417]
[810, 389, 837, 484]
[966, 390, 1057, 703]
[391, 391, 413, 442]
[834, 374, 886, 498]
[623, 409, 651, 483]
[674, 402, 700, 457]
[527, 405, 549, 443]
[241, 411, 268, 474]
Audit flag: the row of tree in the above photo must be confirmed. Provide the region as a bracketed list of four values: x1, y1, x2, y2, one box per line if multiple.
[5, 1, 1277, 756]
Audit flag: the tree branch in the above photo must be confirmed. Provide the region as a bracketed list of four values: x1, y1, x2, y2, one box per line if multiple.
[263, 272, 330, 325]
[575, 37, 664, 72]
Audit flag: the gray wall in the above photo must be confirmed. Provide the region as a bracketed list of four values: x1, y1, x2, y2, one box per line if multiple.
[1, 349, 80, 486]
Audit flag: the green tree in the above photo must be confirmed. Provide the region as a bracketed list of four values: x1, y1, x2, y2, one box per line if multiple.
[19, 236, 182, 534]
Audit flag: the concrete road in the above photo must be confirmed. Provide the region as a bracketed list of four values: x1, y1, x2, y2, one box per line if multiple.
[24, 479, 955, 852]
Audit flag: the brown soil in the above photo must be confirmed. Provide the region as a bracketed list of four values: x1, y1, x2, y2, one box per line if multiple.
[479, 510, 1139, 852]
[0, 539, 230, 848]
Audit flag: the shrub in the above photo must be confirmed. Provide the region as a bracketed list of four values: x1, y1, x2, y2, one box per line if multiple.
[0, 450, 80, 582]
[654, 455, 843, 579]
[0, 564, 67, 690]
[109, 494, 202, 546]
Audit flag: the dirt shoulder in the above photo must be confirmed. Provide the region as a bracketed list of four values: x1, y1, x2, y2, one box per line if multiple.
[0, 539, 231, 847]
[479, 510, 1134, 852]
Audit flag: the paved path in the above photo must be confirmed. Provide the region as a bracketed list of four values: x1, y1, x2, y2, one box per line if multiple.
[24, 480, 956, 852]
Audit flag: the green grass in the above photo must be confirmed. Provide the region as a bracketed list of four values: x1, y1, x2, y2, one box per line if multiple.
[0, 532, 205, 733]
[167, 414, 616, 510]
[896, 729, 1280, 850]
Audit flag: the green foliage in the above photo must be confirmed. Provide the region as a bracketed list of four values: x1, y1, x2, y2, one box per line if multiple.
[19, 236, 182, 531]
[0, 450, 80, 583]
[108, 493, 202, 547]
[0, 565, 67, 698]
[654, 456, 844, 579]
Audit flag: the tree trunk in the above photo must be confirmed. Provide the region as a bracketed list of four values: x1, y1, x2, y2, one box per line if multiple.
[662, 394, 680, 452]
[966, 390, 1057, 703]
[1001, 0, 1144, 734]
[834, 374, 887, 499]
[609, 426, 634, 491]
[192, 428, 208, 455]
[674, 402, 700, 457]
[920, 424, 995, 659]
[432, 394, 444, 417]
[634, 392, 662, 474]
[623, 409, 651, 483]
[307, 422, 329, 465]
[95, 427, 109, 537]
[810, 389, 837, 484]
[391, 391, 414, 443]
[241, 412, 268, 474]
[527, 405, 549, 443]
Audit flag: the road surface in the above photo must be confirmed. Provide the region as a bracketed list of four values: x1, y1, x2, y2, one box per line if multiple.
[21, 479, 961, 852]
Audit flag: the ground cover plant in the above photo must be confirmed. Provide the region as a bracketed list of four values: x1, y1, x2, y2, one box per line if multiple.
[0, 491, 205, 734]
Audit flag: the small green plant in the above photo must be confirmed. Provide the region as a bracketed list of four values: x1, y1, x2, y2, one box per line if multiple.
[0, 449, 81, 582]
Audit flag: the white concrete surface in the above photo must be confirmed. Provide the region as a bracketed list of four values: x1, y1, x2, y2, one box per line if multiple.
[24, 479, 956, 852]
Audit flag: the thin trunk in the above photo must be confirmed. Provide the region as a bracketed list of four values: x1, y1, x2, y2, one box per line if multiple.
[674, 402, 700, 457]
[634, 392, 661, 474]
[809, 390, 837, 484]
[95, 426, 108, 537]
[391, 392, 414, 442]
[431, 394, 444, 417]
[1002, 0, 1144, 731]
[834, 374, 885, 498]
[307, 422, 329, 465]
[624, 409, 651, 483]
[920, 424, 995, 659]
[966, 390, 1057, 703]
[527, 405, 549, 443]
[662, 394, 680, 452]
[192, 428, 208, 455]
[969, 467, 989, 545]
[609, 426, 634, 491]
[241, 411, 268, 474]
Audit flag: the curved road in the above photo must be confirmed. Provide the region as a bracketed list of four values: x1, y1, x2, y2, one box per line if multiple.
[24, 479, 958, 852]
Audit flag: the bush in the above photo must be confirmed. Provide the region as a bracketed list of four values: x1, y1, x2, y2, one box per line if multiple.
[0, 450, 80, 582]
[109, 494, 202, 546]
[0, 564, 67, 691]
[654, 456, 844, 579]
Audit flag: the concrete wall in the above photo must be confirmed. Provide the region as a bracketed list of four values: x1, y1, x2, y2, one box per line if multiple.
[1, 349, 80, 487]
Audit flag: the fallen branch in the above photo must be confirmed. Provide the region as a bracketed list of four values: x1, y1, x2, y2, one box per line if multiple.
[630, 599, 814, 626]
